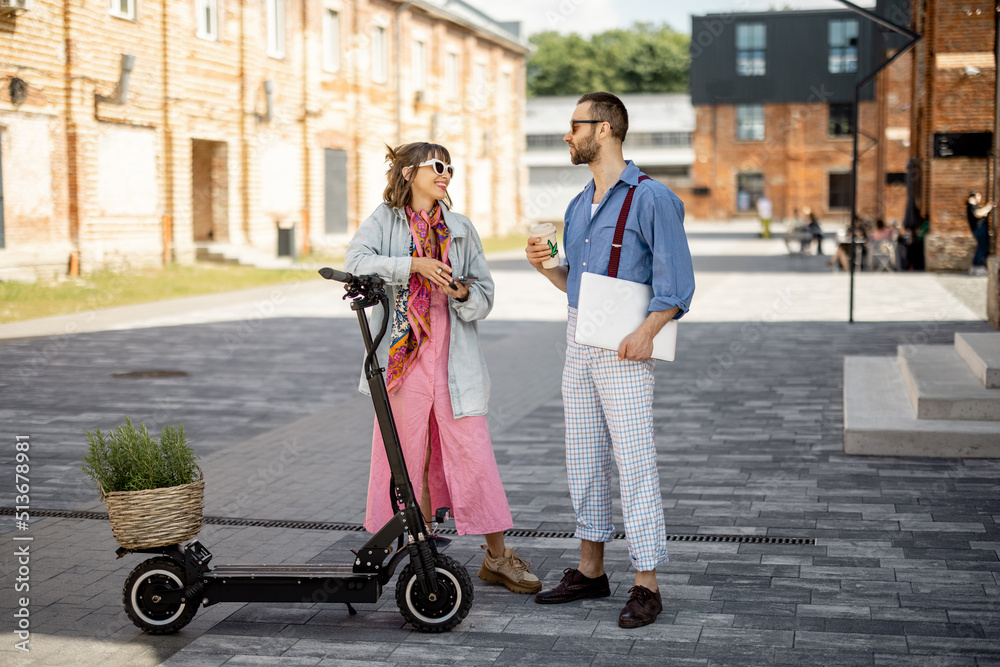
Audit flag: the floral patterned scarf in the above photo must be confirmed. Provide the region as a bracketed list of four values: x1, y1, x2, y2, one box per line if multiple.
[385, 204, 451, 390]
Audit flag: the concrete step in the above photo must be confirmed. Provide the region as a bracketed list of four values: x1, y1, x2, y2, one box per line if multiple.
[195, 246, 239, 265]
[897, 345, 1000, 421]
[195, 243, 295, 269]
[843, 356, 1000, 458]
[955, 332, 1000, 389]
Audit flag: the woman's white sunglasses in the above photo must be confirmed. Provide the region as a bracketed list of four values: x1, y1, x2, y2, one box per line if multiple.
[418, 158, 454, 177]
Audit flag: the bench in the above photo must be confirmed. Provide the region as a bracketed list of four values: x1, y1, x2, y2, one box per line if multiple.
[784, 226, 815, 255]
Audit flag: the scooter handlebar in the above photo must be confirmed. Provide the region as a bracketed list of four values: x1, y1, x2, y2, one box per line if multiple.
[318, 267, 353, 283]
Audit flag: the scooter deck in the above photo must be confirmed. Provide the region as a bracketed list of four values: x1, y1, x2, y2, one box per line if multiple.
[208, 563, 361, 578]
[200, 563, 382, 606]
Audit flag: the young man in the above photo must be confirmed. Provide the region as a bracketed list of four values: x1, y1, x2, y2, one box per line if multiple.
[524, 92, 695, 628]
[756, 195, 772, 239]
[968, 191, 995, 275]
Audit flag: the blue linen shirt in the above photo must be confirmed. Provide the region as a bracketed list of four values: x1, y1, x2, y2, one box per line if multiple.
[563, 161, 695, 317]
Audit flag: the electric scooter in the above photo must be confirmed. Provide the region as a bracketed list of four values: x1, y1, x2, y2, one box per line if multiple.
[116, 268, 474, 634]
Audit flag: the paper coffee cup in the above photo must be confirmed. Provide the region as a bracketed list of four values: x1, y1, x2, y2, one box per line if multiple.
[530, 223, 560, 269]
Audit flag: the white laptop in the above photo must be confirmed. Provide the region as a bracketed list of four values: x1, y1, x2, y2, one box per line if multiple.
[574, 272, 678, 362]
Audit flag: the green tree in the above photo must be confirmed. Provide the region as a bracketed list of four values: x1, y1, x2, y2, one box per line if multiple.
[526, 31, 606, 97]
[527, 23, 690, 97]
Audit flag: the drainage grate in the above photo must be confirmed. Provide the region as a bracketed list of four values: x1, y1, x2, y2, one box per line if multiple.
[112, 370, 189, 379]
[1, 507, 816, 545]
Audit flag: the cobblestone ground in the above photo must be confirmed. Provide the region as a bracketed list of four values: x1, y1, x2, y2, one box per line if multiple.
[0, 223, 997, 665]
[2, 315, 998, 666]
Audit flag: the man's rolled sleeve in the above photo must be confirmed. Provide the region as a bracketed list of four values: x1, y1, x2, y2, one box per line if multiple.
[644, 195, 695, 319]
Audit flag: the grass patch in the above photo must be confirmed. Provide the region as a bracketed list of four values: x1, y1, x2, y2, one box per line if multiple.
[0, 264, 309, 325]
[481, 233, 531, 256]
[296, 251, 346, 267]
[0, 237, 525, 326]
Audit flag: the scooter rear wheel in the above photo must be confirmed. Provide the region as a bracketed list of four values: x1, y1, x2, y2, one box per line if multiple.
[395, 553, 473, 632]
[123, 557, 198, 634]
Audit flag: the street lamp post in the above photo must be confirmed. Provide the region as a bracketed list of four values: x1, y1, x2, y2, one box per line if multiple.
[836, 0, 920, 323]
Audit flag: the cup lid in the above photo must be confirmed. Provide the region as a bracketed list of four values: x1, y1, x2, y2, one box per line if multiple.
[530, 222, 556, 233]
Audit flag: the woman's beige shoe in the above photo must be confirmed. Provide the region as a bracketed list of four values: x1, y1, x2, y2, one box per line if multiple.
[478, 544, 542, 594]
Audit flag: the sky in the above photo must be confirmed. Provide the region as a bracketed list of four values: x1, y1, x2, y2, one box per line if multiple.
[461, 0, 878, 36]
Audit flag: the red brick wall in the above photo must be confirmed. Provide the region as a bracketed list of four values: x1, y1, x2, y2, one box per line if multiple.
[912, 0, 996, 271]
[0, 0, 71, 280]
[0, 0, 528, 278]
[876, 48, 912, 228]
[690, 100, 880, 226]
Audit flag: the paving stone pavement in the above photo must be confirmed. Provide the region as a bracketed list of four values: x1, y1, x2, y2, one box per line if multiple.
[1, 222, 999, 666]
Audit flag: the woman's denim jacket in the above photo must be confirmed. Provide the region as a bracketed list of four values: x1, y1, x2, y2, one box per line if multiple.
[344, 202, 493, 418]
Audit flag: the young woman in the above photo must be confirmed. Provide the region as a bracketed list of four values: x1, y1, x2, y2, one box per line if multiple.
[344, 142, 540, 594]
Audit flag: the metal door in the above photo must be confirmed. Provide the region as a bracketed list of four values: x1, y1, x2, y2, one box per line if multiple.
[324, 148, 348, 234]
[0, 132, 5, 249]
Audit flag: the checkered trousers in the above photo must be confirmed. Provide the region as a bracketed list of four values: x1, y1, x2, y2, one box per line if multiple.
[562, 307, 669, 572]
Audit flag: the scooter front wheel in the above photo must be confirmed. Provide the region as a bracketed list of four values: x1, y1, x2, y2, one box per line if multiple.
[395, 553, 473, 632]
[123, 557, 198, 634]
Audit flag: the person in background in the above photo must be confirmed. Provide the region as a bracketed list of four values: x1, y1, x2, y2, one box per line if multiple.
[967, 191, 995, 276]
[805, 207, 824, 255]
[345, 141, 541, 595]
[871, 218, 895, 242]
[756, 194, 773, 239]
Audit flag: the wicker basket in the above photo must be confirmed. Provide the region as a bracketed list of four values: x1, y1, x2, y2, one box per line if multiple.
[99, 468, 204, 550]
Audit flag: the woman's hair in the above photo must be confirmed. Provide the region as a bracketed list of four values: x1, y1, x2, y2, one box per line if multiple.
[383, 142, 453, 210]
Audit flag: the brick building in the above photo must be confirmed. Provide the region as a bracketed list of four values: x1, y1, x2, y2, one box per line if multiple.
[909, 0, 997, 271]
[0, 0, 528, 280]
[689, 1, 912, 227]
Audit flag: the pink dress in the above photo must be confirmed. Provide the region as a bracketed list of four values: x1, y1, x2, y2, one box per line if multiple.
[364, 286, 513, 536]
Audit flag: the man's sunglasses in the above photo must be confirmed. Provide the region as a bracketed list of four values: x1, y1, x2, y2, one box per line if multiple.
[570, 119, 608, 131]
[418, 158, 454, 177]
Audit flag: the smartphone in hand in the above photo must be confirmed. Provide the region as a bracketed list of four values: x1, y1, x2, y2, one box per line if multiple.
[449, 275, 477, 290]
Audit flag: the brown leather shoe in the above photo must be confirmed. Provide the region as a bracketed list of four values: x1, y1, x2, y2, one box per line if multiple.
[534, 568, 611, 604]
[618, 585, 662, 628]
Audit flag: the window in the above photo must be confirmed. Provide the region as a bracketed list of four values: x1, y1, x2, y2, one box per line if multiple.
[737, 173, 764, 212]
[736, 105, 765, 141]
[267, 0, 285, 58]
[736, 23, 766, 76]
[829, 103, 853, 136]
[412, 40, 426, 93]
[886, 172, 906, 185]
[526, 134, 565, 150]
[643, 166, 691, 188]
[625, 132, 692, 148]
[473, 63, 487, 110]
[109, 0, 136, 20]
[829, 172, 852, 208]
[196, 0, 218, 40]
[372, 26, 387, 83]
[500, 71, 511, 109]
[323, 9, 340, 72]
[445, 52, 459, 99]
[829, 19, 859, 74]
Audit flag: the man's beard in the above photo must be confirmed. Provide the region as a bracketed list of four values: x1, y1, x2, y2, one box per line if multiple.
[569, 131, 600, 165]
